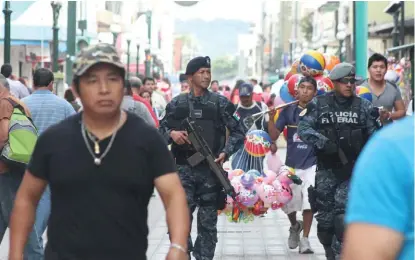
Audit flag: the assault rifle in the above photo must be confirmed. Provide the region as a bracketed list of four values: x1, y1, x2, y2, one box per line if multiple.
[182, 118, 237, 200]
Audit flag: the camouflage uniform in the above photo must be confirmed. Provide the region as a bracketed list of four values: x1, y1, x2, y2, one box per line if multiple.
[298, 63, 377, 260]
[160, 91, 244, 260]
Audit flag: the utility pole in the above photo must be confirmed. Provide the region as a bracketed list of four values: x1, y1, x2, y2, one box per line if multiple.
[3, 1, 12, 64]
[400, 1, 405, 57]
[126, 39, 131, 78]
[51, 1, 62, 73]
[354, 1, 368, 79]
[66, 1, 76, 84]
[136, 44, 140, 76]
[145, 11, 152, 78]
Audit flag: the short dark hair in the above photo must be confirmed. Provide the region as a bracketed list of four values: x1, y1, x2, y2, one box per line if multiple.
[64, 88, 76, 102]
[211, 80, 219, 85]
[298, 75, 317, 90]
[162, 78, 171, 86]
[368, 53, 388, 68]
[129, 77, 142, 89]
[143, 77, 155, 85]
[33, 68, 54, 88]
[1, 64, 12, 78]
[251, 78, 258, 84]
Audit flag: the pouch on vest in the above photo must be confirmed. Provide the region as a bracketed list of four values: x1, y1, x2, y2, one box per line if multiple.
[1, 98, 38, 170]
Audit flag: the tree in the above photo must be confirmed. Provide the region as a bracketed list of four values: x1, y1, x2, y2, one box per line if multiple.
[300, 12, 314, 43]
[211, 56, 238, 80]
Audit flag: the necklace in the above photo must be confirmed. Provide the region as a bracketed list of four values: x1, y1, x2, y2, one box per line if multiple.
[81, 113, 122, 166]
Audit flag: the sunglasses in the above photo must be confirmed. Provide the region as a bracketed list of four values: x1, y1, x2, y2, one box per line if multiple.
[337, 77, 357, 84]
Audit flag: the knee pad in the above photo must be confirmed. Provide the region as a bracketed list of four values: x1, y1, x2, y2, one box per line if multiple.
[317, 224, 334, 246]
[334, 214, 345, 242]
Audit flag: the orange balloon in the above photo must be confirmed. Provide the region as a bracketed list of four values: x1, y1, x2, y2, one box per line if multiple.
[324, 54, 340, 72]
[290, 60, 301, 74]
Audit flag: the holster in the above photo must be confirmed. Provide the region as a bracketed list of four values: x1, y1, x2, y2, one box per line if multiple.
[216, 188, 227, 210]
[307, 185, 318, 214]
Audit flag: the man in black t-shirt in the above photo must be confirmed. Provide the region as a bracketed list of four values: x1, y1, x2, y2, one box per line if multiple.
[9, 43, 190, 260]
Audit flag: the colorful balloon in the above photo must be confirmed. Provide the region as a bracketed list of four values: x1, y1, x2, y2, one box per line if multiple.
[290, 59, 301, 74]
[240, 173, 255, 189]
[280, 81, 296, 103]
[237, 186, 259, 207]
[257, 183, 278, 205]
[324, 54, 340, 72]
[299, 50, 326, 76]
[246, 169, 262, 179]
[314, 75, 335, 95]
[244, 130, 272, 157]
[356, 86, 372, 102]
[263, 170, 277, 184]
[287, 74, 303, 97]
[284, 70, 294, 81]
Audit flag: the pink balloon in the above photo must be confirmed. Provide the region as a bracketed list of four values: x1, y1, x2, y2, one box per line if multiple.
[257, 183, 278, 204]
[231, 176, 243, 193]
[273, 96, 285, 107]
[276, 183, 293, 205]
[263, 170, 277, 184]
[265, 153, 282, 173]
[277, 166, 295, 184]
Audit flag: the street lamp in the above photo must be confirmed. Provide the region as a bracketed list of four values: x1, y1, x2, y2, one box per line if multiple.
[136, 42, 140, 76]
[336, 23, 347, 62]
[51, 1, 62, 73]
[136, 11, 153, 77]
[3, 1, 12, 64]
[125, 34, 132, 79]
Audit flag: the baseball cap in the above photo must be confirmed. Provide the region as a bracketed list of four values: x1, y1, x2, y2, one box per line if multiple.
[185, 56, 211, 75]
[72, 43, 125, 78]
[239, 83, 253, 97]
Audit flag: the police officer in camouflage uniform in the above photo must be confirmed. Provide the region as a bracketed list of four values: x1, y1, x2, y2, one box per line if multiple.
[159, 56, 244, 260]
[297, 63, 377, 260]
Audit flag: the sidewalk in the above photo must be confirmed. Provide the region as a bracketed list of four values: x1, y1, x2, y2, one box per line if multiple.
[147, 147, 326, 260]
[147, 195, 326, 260]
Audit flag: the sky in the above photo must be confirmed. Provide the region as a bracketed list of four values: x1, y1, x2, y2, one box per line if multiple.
[172, 0, 262, 22]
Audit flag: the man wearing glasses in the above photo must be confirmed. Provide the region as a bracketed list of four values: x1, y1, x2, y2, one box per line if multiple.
[297, 63, 377, 260]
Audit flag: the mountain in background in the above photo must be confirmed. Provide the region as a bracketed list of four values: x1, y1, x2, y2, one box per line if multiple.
[174, 19, 250, 59]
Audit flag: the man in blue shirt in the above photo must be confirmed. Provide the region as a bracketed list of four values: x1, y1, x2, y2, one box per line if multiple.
[268, 76, 317, 254]
[343, 116, 414, 260]
[21, 68, 75, 259]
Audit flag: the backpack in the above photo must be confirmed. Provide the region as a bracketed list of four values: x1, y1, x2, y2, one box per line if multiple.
[1, 98, 38, 169]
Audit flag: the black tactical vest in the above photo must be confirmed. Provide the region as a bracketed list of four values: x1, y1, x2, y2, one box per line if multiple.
[316, 94, 369, 171]
[168, 93, 224, 163]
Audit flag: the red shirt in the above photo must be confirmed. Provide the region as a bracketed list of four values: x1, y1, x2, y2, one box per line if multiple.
[133, 94, 159, 127]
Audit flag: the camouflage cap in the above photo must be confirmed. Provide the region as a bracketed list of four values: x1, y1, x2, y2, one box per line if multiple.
[72, 43, 125, 78]
[329, 63, 356, 81]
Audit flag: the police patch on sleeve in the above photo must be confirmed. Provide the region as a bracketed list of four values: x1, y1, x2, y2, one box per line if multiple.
[299, 109, 307, 117]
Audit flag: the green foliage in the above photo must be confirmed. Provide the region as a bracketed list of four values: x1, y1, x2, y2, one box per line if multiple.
[300, 13, 314, 43]
[211, 56, 238, 80]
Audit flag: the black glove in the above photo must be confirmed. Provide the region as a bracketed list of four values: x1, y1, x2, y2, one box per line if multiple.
[322, 140, 338, 154]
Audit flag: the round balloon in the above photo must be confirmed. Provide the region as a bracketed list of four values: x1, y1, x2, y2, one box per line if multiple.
[356, 86, 372, 102]
[244, 130, 272, 157]
[314, 75, 334, 95]
[299, 50, 326, 76]
[324, 54, 340, 72]
[237, 186, 259, 207]
[287, 74, 303, 97]
[273, 96, 285, 108]
[280, 81, 296, 103]
[284, 70, 294, 81]
[290, 60, 301, 74]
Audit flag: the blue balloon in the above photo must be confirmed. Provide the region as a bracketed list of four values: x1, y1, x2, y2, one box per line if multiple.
[280, 82, 295, 103]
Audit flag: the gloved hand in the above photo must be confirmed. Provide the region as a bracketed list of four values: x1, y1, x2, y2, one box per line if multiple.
[322, 140, 338, 154]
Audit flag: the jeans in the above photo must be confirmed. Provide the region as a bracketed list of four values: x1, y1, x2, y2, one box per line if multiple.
[0, 171, 49, 260]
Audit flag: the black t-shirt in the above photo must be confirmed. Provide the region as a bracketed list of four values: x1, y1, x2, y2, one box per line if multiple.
[28, 112, 176, 260]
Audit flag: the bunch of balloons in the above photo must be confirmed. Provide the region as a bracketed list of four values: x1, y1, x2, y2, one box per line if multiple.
[219, 167, 302, 223]
[272, 50, 339, 124]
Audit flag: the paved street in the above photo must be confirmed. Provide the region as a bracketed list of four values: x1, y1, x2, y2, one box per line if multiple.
[0, 148, 326, 259]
